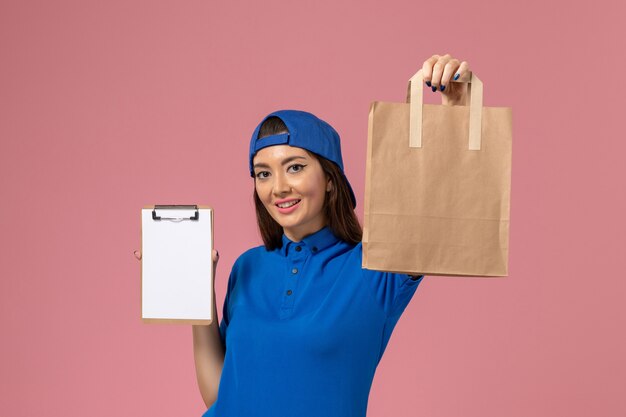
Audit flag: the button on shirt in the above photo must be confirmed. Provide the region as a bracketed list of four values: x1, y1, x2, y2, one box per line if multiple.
[202, 226, 424, 417]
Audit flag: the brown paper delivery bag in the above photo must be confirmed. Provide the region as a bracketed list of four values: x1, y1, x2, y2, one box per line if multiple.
[362, 69, 512, 277]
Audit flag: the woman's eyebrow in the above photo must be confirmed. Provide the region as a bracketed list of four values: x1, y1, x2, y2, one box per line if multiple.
[253, 156, 307, 169]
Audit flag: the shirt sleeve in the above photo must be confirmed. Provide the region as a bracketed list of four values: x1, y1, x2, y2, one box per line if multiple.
[218, 258, 240, 351]
[362, 267, 424, 319]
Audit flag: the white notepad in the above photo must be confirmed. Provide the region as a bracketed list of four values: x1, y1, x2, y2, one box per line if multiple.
[140, 205, 213, 324]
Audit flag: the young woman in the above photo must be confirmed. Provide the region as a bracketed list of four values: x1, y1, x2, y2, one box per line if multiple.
[135, 54, 471, 417]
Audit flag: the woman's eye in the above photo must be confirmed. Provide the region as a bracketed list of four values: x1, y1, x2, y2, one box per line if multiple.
[255, 171, 269, 179]
[288, 164, 305, 173]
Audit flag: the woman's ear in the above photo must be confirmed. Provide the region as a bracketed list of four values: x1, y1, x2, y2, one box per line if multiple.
[326, 178, 333, 192]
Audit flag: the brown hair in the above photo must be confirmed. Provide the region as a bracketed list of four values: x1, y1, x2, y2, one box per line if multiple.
[252, 116, 362, 250]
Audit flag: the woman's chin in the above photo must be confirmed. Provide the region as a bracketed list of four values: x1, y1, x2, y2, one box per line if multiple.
[275, 219, 299, 229]
[269, 214, 293, 227]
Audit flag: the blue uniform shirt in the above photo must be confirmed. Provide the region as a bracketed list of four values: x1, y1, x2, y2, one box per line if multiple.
[202, 225, 424, 417]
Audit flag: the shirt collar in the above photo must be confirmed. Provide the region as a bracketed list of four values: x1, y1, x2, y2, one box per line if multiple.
[279, 225, 340, 257]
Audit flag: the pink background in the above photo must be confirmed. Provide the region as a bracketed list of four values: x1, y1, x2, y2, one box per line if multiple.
[1, 1, 624, 416]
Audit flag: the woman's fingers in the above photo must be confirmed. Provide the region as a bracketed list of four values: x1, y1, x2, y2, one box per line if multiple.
[133, 250, 142, 260]
[423, 54, 453, 89]
[422, 54, 469, 91]
[453, 61, 470, 82]
[439, 59, 462, 91]
[421, 54, 440, 87]
[212, 249, 219, 283]
[421, 54, 470, 105]
[430, 55, 454, 90]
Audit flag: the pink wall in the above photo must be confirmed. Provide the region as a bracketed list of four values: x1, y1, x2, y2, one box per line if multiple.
[1, 1, 624, 416]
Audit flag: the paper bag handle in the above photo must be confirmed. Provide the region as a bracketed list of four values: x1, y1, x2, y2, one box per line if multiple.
[406, 69, 483, 150]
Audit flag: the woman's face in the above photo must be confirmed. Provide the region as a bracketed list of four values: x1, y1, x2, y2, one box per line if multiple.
[253, 144, 332, 242]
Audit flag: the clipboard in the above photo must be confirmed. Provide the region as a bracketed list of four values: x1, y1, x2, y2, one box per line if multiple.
[140, 204, 214, 325]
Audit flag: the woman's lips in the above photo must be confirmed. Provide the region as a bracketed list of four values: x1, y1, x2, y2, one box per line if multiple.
[275, 199, 301, 214]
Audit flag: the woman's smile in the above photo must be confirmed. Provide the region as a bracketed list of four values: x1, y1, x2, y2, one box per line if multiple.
[275, 198, 302, 213]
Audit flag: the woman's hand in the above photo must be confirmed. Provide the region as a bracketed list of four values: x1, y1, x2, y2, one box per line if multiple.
[421, 54, 471, 106]
[211, 249, 219, 277]
[133, 249, 220, 278]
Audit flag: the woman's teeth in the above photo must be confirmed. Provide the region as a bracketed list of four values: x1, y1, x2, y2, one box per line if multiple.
[277, 199, 300, 208]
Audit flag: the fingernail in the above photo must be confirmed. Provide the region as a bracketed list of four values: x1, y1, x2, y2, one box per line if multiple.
[454, 73, 460, 80]
[440, 85, 445, 92]
[425, 80, 431, 87]
[431, 86, 436, 92]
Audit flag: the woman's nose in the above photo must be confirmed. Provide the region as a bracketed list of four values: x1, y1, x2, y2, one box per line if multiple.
[272, 172, 291, 195]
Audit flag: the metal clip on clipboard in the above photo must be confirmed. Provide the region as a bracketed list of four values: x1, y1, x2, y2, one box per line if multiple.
[152, 205, 199, 222]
